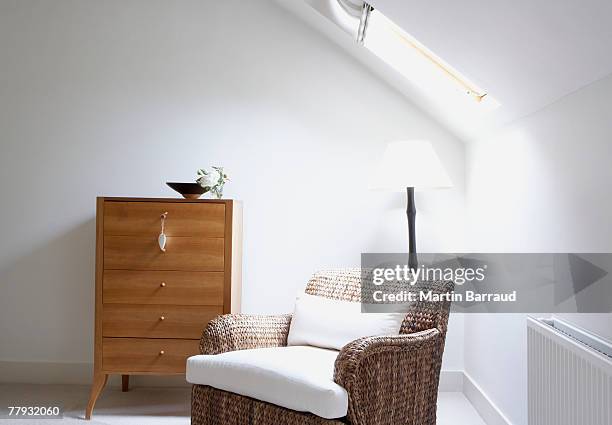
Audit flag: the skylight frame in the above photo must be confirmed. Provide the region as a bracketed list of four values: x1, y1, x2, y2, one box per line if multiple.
[357, 2, 499, 109]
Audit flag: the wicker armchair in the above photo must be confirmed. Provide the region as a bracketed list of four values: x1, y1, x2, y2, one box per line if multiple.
[192, 269, 454, 425]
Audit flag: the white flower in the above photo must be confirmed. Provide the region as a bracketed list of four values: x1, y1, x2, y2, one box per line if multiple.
[196, 174, 212, 189]
[196, 168, 220, 189]
[196, 166, 229, 198]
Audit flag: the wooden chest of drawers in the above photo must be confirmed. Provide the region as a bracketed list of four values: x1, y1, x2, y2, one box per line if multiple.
[86, 198, 242, 419]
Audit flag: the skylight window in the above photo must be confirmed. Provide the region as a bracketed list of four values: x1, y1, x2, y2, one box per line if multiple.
[307, 0, 500, 111]
[360, 6, 499, 110]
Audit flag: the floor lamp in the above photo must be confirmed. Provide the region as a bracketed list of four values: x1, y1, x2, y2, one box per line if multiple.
[371, 140, 453, 270]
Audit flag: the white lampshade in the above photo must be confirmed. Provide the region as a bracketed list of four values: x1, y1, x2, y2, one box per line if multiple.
[370, 140, 452, 191]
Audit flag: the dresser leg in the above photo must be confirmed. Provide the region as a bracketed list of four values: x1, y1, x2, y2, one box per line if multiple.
[121, 374, 129, 392]
[85, 372, 108, 420]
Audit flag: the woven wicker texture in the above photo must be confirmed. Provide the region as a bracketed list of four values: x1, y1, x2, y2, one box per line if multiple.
[193, 268, 454, 425]
[200, 313, 292, 355]
[192, 385, 345, 425]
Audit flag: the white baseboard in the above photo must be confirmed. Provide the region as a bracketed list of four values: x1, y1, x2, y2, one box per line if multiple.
[0, 360, 464, 391]
[438, 370, 464, 392]
[0, 360, 189, 387]
[463, 372, 513, 425]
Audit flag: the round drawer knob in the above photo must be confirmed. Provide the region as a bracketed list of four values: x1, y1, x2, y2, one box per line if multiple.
[160, 316, 165, 321]
[160, 282, 166, 287]
[159, 350, 165, 355]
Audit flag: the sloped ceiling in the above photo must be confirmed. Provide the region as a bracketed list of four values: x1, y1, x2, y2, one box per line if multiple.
[371, 0, 612, 121]
[277, 0, 612, 142]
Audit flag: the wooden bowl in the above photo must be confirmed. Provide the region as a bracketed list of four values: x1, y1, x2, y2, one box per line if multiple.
[166, 182, 209, 199]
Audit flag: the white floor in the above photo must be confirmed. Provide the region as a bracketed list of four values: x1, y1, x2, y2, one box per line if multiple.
[0, 384, 486, 425]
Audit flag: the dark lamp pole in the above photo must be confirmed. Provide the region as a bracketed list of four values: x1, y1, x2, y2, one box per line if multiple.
[406, 187, 417, 270]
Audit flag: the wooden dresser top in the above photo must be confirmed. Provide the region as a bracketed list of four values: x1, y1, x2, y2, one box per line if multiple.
[99, 197, 238, 203]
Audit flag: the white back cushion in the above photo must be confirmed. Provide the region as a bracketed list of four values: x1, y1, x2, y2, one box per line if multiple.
[287, 293, 404, 350]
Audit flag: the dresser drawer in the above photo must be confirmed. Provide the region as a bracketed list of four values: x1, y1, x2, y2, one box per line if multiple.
[103, 270, 224, 305]
[103, 304, 221, 339]
[104, 236, 224, 271]
[103, 338, 199, 374]
[104, 201, 225, 237]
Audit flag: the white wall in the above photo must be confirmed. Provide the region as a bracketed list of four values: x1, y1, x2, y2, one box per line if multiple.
[0, 0, 465, 374]
[465, 73, 612, 425]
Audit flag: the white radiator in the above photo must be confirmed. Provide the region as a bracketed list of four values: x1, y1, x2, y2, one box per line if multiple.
[527, 317, 612, 425]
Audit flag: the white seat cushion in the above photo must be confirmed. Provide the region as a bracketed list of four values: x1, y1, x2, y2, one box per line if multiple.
[186, 346, 348, 419]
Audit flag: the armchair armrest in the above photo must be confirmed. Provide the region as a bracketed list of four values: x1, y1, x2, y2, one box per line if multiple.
[200, 313, 292, 355]
[334, 329, 443, 425]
